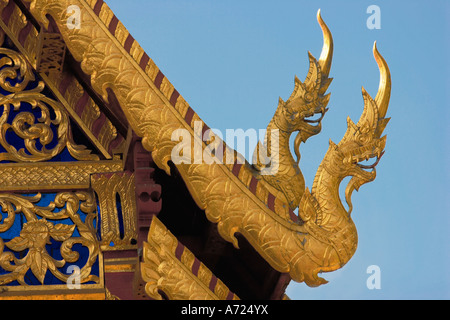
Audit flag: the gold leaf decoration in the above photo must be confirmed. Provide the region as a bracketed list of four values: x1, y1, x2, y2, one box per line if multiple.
[0, 192, 100, 286]
[0, 46, 99, 162]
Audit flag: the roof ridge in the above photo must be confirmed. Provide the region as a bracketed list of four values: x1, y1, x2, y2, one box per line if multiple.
[85, 0, 297, 221]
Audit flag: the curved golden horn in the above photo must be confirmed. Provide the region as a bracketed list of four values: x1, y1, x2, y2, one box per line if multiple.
[317, 9, 333, 77]
[373, 41, 391, 119]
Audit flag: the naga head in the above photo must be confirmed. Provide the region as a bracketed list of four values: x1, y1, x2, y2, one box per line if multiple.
[326, 42, 391, 214]
[272, 10, 334, 162]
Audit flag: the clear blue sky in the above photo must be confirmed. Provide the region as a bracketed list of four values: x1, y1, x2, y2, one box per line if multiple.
[106, 0, 449, 299]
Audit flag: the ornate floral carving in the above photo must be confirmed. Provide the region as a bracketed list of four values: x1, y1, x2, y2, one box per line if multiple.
[4, 219, 75, 283]
[0, 192, 100, 286]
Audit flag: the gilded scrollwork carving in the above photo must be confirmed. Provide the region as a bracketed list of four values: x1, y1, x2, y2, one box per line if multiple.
[0, 45, 98, 162]
[0, 192, 100, 286]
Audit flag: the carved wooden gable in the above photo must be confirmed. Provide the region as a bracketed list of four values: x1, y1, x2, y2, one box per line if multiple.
[0, 0, 141, 299]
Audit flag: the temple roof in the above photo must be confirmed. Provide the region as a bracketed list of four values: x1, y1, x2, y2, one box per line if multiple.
[1, 0, 387, 299]
[7, 0, 306, 263]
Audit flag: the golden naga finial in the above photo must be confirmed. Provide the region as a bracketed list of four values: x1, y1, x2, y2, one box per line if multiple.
[333, 41, 391, 216]
[253, 9, 334, 209]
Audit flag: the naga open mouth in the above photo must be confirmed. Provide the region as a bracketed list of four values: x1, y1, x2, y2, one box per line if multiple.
[304, 108, 328, 124]
[356, 150, 384, 170]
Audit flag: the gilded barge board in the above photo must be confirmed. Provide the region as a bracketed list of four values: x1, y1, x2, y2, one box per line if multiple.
[141, 217, 239, 300]
[0, 160, 123, 191]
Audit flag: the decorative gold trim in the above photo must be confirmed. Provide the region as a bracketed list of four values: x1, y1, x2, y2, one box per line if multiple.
[141, 217, 239, 300]
[105, 287, 119, 300]
[0, 160, 122, 191]
[0, 1, 39, 70]
[104, 257, 137, 273]
[0, 288, 106, 300]
[0, 45, 100, 162]
[91, 171, 138, 251]
[40, 72, 114, 159]
[35, 32, 66, 74]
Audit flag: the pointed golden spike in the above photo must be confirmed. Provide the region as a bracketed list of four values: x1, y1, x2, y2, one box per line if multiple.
[304, 51, 320, 90]
[317, 9, 333, 78]
[373, 41, 391, 120]
[320, 92, 331, 107]
[375, 117, 391, 139]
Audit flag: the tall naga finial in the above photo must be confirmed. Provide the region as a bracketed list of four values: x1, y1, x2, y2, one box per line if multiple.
[255, 10, 335, 209]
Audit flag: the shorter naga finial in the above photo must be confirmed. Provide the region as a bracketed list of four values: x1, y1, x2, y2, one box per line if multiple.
[342, 42, 391, 214]
[311, 41, 391, 221]
[254, 10, 334, 209]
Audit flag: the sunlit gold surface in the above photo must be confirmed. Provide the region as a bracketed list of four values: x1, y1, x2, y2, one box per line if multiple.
[0, 0, 392, 299]
[0, 288, 106, 300]
[91, 172, 138, 251]
[0, 192, 101, 285]
[254, 11, 333, 209]
[0, 160, 122, 191]
[0, 46, 99, 162]
[15, 0, 391, 287]
[141, 217, 239, 300]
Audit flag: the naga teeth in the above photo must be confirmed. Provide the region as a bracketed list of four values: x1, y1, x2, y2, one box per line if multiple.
[353, 153, 378, 164]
